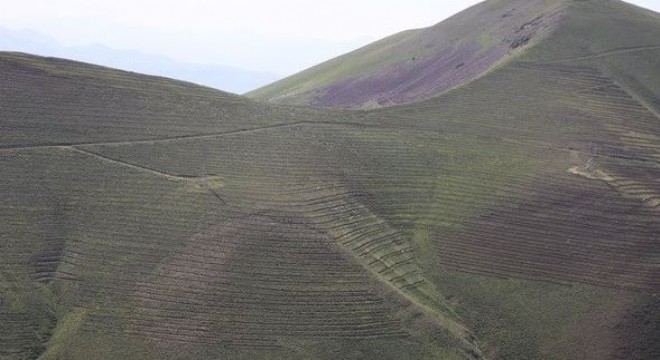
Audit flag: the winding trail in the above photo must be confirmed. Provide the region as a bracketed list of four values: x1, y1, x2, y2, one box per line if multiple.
[0, 120, 382, 152]
[0, 121, 310, 151]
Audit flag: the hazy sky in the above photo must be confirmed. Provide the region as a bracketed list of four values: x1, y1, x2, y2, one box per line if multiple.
[1, 0, 659, 75]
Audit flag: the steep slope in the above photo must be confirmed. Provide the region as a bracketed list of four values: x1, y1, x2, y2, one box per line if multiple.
[347, 1, 660, 357]
[248, 0, 565, 108]
[522, 0, 660, 118]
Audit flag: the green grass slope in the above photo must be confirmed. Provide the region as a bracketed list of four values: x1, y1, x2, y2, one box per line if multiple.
[0, 52, 481, 360]
[1, 0, 660, 359]
[0, 52, 336, 147]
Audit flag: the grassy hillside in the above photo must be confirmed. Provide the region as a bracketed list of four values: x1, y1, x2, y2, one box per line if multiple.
[1, 0, 659, 359]
[0, 52, 337, 147]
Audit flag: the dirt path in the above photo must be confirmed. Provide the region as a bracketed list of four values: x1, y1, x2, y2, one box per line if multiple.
[0, 120, 378, 152]
[69, 147, 196, 182]
[0, 121, 310, 151]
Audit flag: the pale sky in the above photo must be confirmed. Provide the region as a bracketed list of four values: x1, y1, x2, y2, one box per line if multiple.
[1, 0, 659, 76]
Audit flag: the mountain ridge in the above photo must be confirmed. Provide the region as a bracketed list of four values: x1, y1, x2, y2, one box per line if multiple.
[0, 28, 279, 94]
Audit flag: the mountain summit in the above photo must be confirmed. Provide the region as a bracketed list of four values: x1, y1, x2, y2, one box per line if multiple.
[249, 0, 660, 109]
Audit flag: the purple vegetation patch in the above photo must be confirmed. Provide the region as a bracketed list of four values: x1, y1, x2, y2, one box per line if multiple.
[311, 6, 565, 109]
[314, 43, 507, 108]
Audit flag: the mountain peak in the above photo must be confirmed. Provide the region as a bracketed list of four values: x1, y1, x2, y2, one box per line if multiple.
[249, 0, 568, 108]
[249, 0, 660, 109]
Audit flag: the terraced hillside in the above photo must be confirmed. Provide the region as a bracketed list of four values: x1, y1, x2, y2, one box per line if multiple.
[1, 0, 660, 359]
[0, 52, 481, 360]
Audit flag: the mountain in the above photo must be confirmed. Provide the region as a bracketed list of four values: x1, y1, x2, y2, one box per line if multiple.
[0, 51, 483, 360]
[0, 28, 279, 94]
[1, 0, 659, 359]
[249, 0, 660, 110]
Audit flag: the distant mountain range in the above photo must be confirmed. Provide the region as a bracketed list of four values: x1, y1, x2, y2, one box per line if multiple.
[0, 27, 279, 94]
